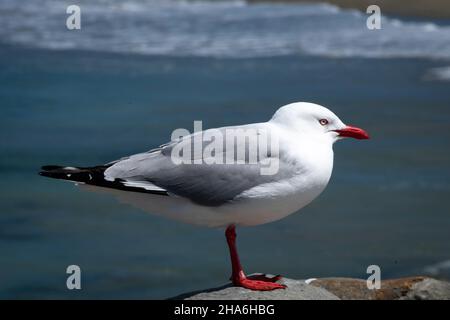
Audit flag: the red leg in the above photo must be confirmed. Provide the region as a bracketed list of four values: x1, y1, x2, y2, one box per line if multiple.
[225, 225, 286, 291]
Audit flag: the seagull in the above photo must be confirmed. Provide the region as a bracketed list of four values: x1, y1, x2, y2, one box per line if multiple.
[40, 102, 369, 291]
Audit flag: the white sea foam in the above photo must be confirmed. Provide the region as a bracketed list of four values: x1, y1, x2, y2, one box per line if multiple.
[0, 0, 449, 60]
[425, 66, 450, 81]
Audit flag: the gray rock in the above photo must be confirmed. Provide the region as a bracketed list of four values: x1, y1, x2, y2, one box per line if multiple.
[170, 275, 450, 300]
[401, 278, 450, 300]
[170, 275, 339, 300]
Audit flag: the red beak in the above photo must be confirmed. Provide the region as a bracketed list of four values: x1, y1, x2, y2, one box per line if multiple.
[334, 125, 370, 140]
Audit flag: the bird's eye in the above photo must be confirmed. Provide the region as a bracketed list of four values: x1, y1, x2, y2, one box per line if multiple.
[319, 119, 329, 126]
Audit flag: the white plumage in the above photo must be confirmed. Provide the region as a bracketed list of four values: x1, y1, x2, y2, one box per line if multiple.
[78, 102, 368, 227]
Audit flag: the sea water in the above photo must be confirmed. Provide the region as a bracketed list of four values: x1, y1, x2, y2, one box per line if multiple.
[0, 0, 450, 299]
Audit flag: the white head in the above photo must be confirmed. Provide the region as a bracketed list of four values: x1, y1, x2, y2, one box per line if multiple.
[270, 102, 369, 143]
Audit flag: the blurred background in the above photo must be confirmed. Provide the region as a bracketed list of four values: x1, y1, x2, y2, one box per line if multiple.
[1, 0, 449, 299]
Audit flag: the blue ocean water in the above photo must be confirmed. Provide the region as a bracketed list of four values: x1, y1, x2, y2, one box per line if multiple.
[0, 0, 450, 299]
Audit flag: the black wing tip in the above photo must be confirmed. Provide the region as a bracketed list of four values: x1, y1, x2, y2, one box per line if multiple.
[40, 165, 61, 177]
[39, 171, 50, 177]
[38, 164, 169, 196]
[39, 164, 97, 180]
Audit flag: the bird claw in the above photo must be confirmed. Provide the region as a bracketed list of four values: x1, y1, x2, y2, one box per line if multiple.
[232, 274, 286, 291]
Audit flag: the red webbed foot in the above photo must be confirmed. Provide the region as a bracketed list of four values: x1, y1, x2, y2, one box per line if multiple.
[231, 273, 286, 291]
[233, 275, 286, 291]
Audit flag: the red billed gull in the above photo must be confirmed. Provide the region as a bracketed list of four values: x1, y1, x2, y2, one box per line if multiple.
[40, 102, 369, 291]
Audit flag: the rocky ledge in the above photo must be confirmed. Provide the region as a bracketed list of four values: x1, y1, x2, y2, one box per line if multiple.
[171, 275, 450, 300]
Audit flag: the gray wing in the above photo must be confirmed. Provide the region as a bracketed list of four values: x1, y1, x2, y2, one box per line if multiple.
[104, 124, 293, 206]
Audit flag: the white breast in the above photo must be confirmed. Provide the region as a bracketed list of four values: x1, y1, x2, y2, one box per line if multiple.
[228, 142, 334, 226]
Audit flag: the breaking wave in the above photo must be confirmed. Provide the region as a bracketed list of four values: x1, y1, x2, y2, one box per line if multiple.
[1, 0, 449, 59]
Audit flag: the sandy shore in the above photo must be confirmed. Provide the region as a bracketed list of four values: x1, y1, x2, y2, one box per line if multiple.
[248, 0, 450, 19]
